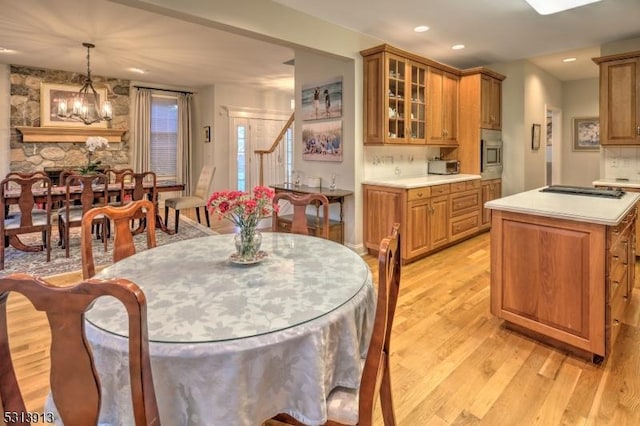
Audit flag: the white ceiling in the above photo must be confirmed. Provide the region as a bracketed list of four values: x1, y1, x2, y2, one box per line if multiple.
[0, 0, 639, 91]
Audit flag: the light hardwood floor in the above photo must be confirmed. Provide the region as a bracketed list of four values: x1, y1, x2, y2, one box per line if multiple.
[4, 224, 640, 425]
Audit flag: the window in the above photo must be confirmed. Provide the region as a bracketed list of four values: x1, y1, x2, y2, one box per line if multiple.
[236, 125, 246, 191]
[150, 95, 178, 180]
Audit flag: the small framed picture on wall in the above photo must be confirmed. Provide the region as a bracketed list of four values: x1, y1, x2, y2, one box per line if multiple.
[531, 123, 541, 150]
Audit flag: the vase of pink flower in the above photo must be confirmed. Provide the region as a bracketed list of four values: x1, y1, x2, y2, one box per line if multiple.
[207, 186, 279, 261]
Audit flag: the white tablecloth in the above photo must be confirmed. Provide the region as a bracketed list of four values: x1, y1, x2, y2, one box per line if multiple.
[63, 233, 375, 426]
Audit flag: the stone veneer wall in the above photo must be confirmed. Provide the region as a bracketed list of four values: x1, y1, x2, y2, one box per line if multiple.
[9, 65, 130, 173]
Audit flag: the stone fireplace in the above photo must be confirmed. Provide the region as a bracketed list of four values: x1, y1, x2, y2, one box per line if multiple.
[9, 65, 131, 174]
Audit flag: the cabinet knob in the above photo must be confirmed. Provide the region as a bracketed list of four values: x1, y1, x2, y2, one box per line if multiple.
[417, 192, 423, 197]
[637, 125, 640, 136]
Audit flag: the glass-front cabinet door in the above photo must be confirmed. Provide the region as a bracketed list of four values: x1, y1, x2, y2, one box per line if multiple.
[386, 56, 407, 142]
[409, 63, 427, 143]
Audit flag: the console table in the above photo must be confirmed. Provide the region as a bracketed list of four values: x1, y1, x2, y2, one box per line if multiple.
[270, 183, 353, 244]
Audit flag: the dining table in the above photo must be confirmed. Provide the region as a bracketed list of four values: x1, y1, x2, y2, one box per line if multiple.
[71, 232, 375, 425]
[2, 180, 184, 252]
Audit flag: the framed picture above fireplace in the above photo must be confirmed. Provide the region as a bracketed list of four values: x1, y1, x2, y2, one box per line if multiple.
[40, 82, 108, 128]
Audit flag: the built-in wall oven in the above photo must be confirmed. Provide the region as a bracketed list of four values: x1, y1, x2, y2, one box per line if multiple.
[481, 129, 503, 179]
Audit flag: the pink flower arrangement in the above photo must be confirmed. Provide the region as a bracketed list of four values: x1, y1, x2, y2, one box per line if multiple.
[207, 186, 279, 231]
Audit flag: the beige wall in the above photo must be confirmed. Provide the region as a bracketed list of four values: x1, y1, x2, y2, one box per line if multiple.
[561, 78, 599, 186]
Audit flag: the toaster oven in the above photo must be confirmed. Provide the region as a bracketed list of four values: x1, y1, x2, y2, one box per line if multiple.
[428, 160, 460, 175]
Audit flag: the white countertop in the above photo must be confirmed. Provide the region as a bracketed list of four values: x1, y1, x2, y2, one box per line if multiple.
[361, 174, 481, 189]
[593, 178, 640, 189]
[486, 187, 640, 226]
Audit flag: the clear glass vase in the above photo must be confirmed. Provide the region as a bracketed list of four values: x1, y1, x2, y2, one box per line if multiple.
[234, 229, 262, 261]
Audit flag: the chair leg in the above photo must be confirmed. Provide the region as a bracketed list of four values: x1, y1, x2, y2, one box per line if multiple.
[175, 210, 180, 233]
[58, 217, 63, 247]
[64, 223, 70, 258]
[195, 207, 201, 224]
[380, 360, 397, 426]
[0, 235, 4, 270]
[45, 229, 51, 262]
[164, 206, 169, 226]
[205, 209, 210, 228]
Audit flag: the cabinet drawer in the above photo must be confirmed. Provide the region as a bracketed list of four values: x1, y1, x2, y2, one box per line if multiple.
[450, 190, 480, 217]
[430, 184, 450, 196]
[408, 187, 431, 201]
[451, 180, 480, 192]
[450, 211, 479, 240]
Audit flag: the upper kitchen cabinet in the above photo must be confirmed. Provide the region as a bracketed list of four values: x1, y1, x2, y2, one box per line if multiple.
[480, 74, 502, 130]
[362, 45, 428, 144]
[593, 51, 640, 145]
[458, 68, 506, 174]
[427, 68, 459, 145]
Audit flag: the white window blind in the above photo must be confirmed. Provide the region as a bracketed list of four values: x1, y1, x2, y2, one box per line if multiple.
[150, 95, 178, 179]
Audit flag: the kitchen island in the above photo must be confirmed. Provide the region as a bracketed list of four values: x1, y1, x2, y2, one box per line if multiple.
[486, 187, 639, 361]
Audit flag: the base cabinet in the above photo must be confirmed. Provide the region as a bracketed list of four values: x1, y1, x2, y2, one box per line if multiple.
[490, 208, 636, 360]
[481, 179, 502, 229]
[363, 179, 481, 263]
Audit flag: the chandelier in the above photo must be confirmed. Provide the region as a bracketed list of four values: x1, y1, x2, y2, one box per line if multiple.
[57, 42, 113, 125]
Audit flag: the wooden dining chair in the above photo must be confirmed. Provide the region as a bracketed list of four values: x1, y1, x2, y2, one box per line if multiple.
[0, 272, 161, 425]
[81, 199, 157, 279]
[164, 165, 215, 233]
[272, 192, 330, 239]
[105, 167, 135, 206]
[58, 173, 109, 258]
[272, 223, 401, 426]
[0, 174, 53, 270]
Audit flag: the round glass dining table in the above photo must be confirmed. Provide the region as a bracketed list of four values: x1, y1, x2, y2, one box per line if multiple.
[83, 232, 375, 426]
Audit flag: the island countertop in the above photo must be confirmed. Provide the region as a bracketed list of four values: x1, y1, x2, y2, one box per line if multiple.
[361, 173, 481, 189]
[485, 187, 640, 226]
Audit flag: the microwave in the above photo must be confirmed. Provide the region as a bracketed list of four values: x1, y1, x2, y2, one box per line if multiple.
[428, 160, 460, 175]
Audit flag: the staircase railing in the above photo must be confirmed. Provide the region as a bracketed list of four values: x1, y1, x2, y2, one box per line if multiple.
[254, 113, 294, 186]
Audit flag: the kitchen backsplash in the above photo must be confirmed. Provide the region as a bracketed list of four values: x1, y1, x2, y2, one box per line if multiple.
[364, 146, 443, 180]
[602, 147, 640, 180]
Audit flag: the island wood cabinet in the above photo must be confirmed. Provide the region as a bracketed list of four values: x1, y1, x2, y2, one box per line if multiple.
[490, 207, 636, 360]
[593, 51, 640, 145]
[480, 178, 502, 229]
[363, 179, 481, 263]
[458, 69, 506, 175]
[427, 68, 459, 145]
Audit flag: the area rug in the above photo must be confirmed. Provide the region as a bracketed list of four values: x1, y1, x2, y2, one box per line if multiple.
[0, 217, 218, 278]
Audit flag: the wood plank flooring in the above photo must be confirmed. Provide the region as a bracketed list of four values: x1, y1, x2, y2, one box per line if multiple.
[4, 227, 640, 425]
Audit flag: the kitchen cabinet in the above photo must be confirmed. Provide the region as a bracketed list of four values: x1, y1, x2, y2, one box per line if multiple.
[427, 68, 459, 145]
[593, 51, 640, 145]
[480, 74, 502, 130]
[481, 178, 502, 229]
[362, 46, 428, 144]
[458, 69, 506, 174]
[488, 189, 638, 360]
[363, 178, 481, 263]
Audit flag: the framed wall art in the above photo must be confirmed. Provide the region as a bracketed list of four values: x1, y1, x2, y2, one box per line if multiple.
[301, 77, 342, 121]
[531, 123, 541, 150]
[302, 120, 342, 162]
[573, 117, 600, 151]
[40, 82, 108, 128]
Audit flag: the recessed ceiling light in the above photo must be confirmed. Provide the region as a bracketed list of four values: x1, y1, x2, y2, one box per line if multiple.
[524, 0, 601, 15]
[451, 44, 466, 50]
[413, 25, 430, 33]
[128, 67, 146, 74]
[0, 47, 16, 53]
[563, 57, 577, 63]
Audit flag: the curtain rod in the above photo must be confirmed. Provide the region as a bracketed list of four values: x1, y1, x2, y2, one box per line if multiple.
[133, 85, 194, 95]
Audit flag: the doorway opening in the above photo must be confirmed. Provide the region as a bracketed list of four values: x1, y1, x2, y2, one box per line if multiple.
[546, 106, 562, 185]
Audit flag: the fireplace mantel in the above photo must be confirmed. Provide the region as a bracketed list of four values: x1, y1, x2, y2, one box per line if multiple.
[15, 126, 126, 143]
